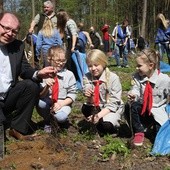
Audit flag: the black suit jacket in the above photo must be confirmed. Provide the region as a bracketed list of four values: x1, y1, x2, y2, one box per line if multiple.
[0, 39, 37, 122]
[6, 39, 36, 87]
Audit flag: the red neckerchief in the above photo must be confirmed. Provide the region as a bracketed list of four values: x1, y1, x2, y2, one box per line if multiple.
[52, 77, 59, 104]
[141, 81, 153, 116]
[141, 70, 160, 116]
[93, 80, 102, 106]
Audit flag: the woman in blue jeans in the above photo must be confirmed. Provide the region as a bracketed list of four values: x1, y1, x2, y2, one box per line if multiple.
[114, 44, 128, 67]
[111, 20, 130, 67]
[155, 13, 170, 64]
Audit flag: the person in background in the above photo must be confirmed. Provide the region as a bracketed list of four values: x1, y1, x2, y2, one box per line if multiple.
[37, 45, 77, 132]
[127, 48, 170, 146]
[155, 13, 170, 63]
[25, 33, 40, 69]
[125, 19, 132, 53]
[56, 9, 78, 79]
[111, 20, 130, 68]
[76, 22, 94, 53]
[0, 12, 57, 140]
[36, 19, 62, 67]
[57, 9, 78, 54]
[101, 24, 110, 53]
[82, 49, 124, 136]
[89, 26, 103, 49]
[29, 1, 57, 34]
[136, 35, 146, 51]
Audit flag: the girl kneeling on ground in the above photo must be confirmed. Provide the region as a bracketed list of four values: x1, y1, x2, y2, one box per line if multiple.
[127, 48, 170, 146]
[82, 49, 124, 136]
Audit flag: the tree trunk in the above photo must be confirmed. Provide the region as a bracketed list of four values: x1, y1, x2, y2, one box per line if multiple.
[0, 0, 3, 13]
[31, 0, 35, 19]
[141, 0, 147, 38]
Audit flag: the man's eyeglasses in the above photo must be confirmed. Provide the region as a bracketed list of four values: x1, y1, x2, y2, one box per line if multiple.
[0, 23, 19, 36]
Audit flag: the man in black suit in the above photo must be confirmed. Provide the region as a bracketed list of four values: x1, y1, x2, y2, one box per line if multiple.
[0, 12, 56, 140]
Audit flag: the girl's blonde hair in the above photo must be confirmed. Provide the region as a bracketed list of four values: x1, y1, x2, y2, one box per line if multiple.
[86, 49, 108, 68]
[156, 13, 169, 30]
[86, 49, 110, 90]
[47, 45, 66, 64]
[137, 48, 160, 70]
[41, 19, 54, 37]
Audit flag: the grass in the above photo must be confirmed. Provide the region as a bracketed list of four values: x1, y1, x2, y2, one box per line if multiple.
[72, 130, 96, 142]
[100, 135, 130, 159]
[108, 55, 136, 101]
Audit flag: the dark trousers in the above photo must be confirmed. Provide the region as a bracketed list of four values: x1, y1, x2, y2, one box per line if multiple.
[96, 119, 117, 135]
[126, 102, 159, 133]
[0, 80, 39, 135]
[103, 40, 109, 52]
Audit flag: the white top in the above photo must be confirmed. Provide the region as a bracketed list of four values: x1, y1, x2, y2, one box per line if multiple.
[83, 69, 124, 113]
[0, 46, 12, 100]
[41, 68, 77, 101]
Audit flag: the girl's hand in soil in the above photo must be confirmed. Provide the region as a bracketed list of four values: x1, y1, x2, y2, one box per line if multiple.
[84, 88, 93, 97]
[87, 114, 100, 124]
[128, 93, 136, 102]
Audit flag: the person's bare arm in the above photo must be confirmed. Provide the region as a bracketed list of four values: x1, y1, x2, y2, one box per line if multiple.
[40, 85, 50, 97]
[29, 20, 36, 33]
[83, 31, 93, 45]
[71, 35, 77, 52]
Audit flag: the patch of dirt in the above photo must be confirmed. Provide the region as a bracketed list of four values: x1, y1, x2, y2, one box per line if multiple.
[0, 101, 170, 170]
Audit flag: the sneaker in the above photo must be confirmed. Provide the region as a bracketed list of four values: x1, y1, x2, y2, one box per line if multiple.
[133, 132, 144, 146]
[44, 125, 51, 133]
[125, 65, 129, 68]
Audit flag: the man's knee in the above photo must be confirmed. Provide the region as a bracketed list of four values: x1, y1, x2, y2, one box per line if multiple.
[24, 79, 39, 91]
[21, 80, 40, 97]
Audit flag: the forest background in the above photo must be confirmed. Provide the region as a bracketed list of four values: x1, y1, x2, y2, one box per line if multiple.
[0, 0, 170, 46]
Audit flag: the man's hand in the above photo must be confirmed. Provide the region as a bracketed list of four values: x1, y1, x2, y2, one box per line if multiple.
[71, 47, 75, 52]
[37, 66, 57, 79]
[28, 28, 34, 34]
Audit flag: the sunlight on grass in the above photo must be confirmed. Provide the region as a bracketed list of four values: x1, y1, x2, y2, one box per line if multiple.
[100, 135, 130, 159]
[164, 166, 170, 170]
[32, 108, 43, 123]
[108, 55, 136, 97]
